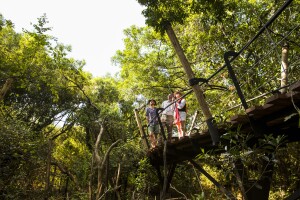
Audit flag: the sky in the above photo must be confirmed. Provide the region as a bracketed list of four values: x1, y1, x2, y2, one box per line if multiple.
[0, 0, 146, 77]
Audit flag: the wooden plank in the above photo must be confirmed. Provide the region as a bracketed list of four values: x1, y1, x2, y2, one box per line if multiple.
[259, 103, 286, 115]
[265, 93, 290, 105]
[246, 104, 283, 119]
[246, 105, 265, 116]
[266, 112, 299, 126]
[266, 117, 285, 126]
[246, 103, 287, 120]
[290, 91, 300, 100]
[289, 81, 300, 91]
[265, 91, 300, 106]
[230, 115, 249, 124]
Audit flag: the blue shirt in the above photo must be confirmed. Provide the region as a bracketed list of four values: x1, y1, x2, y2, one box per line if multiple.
[145, 107, 158, 125]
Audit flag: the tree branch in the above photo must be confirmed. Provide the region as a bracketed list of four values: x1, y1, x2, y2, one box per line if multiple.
[51, 161, 80, 190]
[94, 124, 104, 163]
[99, 139, 122, 174]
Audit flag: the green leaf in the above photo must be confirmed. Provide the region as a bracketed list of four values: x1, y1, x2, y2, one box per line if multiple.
[262, 155, 270, 162]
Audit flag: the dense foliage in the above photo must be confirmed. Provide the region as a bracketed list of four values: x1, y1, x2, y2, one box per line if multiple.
[1, 0, 300, 199]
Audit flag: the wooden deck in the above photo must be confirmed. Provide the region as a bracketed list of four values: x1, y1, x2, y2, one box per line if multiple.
[147, 81, 300, 166]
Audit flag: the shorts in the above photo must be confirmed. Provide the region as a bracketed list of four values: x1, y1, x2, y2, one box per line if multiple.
[179, 111, 186, 121]
[148, 124, 159, 134]
[161, 114, 174, 124]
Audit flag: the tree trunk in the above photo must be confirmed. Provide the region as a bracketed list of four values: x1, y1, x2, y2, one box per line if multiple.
[280, 42, 289, 93]
[89, 163, 93, 200]
[245, 158, 274, 200]
[45, 139, 52, 199]
[0, 78, 13, 100]
[105, 155, 109, 200]
[51, 161, 80, 189]
[94, 124, 122, 200]
[231, 162, 248, 200]
[165, 23, 219, 144]
[64, 177, 69, 200]
[160, 140, 168, 200]
[51, 166, 57, 189]
[115, 164, 121, 200]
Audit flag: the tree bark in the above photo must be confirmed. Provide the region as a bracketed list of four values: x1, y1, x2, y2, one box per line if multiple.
[45, 139, 52, 199]
[107, 164, 122, 200]
[115, 163, 121, 200]
[51, 161, 80, 190]
[160, 140, 168, 200]
[280, 42, 289, 93]
[94, 124, 122, 200]
[0, 78, 13, 100]
[64, 177, 69, 200]
[231, 162, 248, 200]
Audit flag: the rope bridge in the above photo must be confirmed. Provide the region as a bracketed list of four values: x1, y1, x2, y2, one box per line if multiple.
[134, 1, 300, 199]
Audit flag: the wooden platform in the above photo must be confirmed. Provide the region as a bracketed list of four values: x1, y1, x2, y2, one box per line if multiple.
[147, 81, 300, 166]
[147, 131, 219, 165]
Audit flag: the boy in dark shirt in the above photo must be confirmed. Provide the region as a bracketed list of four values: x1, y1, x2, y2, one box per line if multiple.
[145, 99, 159, 148]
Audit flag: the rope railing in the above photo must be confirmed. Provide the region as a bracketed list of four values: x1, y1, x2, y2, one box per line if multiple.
[198, 0, 293, 86]
[196, 0, 298, 116]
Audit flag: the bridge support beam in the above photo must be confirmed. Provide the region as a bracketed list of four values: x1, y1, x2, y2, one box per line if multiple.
[244, 156, 274, 200]
[224, 51, 267, 137]
[154, 162, 177, 199]
[189, 160, 236, 200]
[165, 23, 220, 145]
[134, 108, 150, 149]
[285, 187, 300, 200]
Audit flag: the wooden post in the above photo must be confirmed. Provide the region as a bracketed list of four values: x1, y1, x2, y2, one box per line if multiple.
[188, 110, 199, 135]
[160, 140, 168, 200]
[245, 157, 274, 200]
[134, 108, 149, 149]
[280, 42, 289, 93]
[189, 160, 236, 200]
[165, 23, 219, 144]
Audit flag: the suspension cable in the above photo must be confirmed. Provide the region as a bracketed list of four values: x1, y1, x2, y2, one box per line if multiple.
[199, 0, 294, 87]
